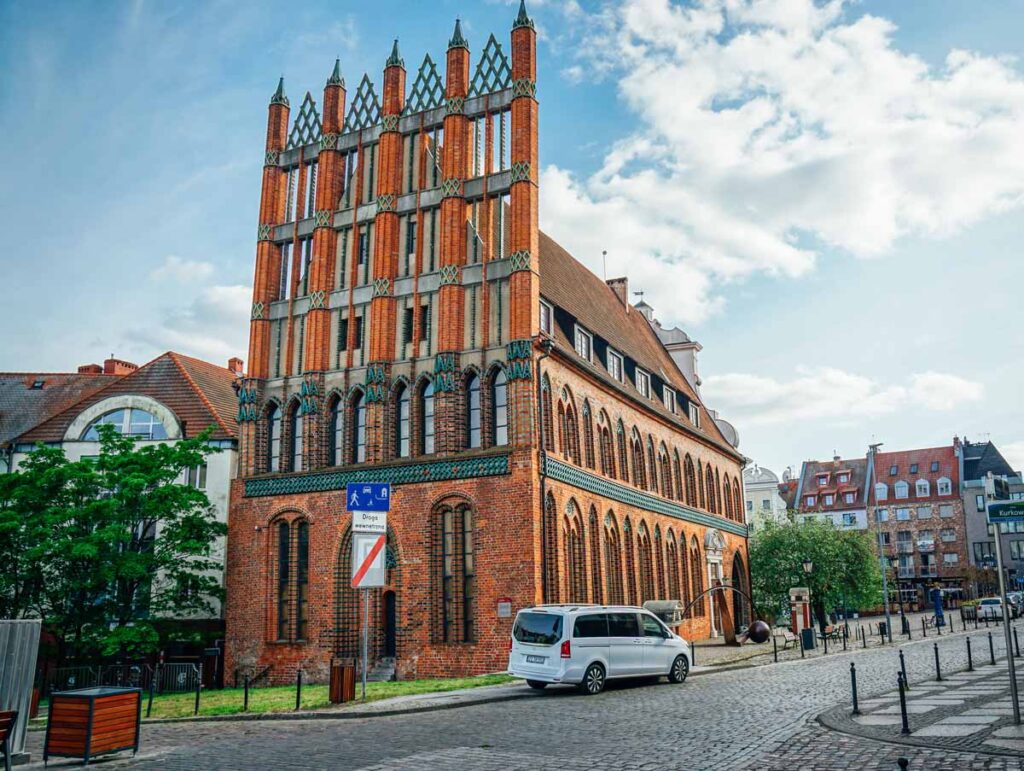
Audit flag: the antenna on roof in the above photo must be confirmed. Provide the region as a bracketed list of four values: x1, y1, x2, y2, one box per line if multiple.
[634, 291, 645, 302]
[602, 250, 607, 279]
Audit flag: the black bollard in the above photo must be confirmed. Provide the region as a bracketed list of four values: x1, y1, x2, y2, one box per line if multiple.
[773, 635, 778, 663]
[937, 617, 942, 636]
[975, 612, 979, 630]
[934, 642, 942, 681]
[194, 679, 201, 717]
[843, 625, 848, 652]
[295, 668, 303, 711]
[897, 671, 911, 735]
[244, 675, 250, 712]
[899, 649, 909, 691]
[862, 626, 867, 649]
[824, 632, 829, 655]
[989, 631, 996, 665]
[692, 643, 696, 667]
[800, 633, 805, 658]
[850, 662, 860, 715]
[922, 617, 927, 638]
[985, 614, 990, 628]
[897, 759, 909, 771]
[967, 636, 974, 671]
[1015, 627, 1021, 658]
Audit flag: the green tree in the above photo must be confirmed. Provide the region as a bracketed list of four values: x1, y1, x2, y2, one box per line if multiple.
[749, 518, 882, 631]
[0, 426, 225, 661]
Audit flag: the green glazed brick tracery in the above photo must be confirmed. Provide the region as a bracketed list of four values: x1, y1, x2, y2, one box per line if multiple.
[244, 452, 511, 497]
[544, 456, 748, 537]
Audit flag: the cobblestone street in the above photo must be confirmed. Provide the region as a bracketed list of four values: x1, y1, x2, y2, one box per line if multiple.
[21, 621, 1024, 770]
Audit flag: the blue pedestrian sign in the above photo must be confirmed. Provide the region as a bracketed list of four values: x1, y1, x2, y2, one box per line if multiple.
[347, 483, 391, 512]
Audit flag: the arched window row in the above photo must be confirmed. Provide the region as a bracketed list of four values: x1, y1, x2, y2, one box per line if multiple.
[434, 500, 476, 643]
[260, 366, 510, 474]
[538, 492, 723, 622]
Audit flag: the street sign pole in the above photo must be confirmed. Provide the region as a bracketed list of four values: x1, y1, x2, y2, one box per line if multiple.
[987, 496, 1024, 725]
[362, 589, 369, 701]
[993, 533, 1020, 724]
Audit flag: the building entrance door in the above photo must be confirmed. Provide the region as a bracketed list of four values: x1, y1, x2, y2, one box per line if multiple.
[383, 591, 396, 657]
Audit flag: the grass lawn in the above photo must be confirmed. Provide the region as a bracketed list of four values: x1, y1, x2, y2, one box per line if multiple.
[138, 673, 515, 719]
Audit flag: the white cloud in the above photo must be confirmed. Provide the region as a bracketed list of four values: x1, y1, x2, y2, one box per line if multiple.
[150, 255, 214, 283]
[130, 284, 249, 363]
[541, 0, 1024, 326]
[703, 366, 983, 426]
[1000, 441, 1024, 475]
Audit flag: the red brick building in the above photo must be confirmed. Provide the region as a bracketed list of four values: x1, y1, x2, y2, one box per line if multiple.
[225, 3, 749, 683]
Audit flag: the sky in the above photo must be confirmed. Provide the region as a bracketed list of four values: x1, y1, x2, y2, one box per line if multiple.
[1, 0, 1023, 477]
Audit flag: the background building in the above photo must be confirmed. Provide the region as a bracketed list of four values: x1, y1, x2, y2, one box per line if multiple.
[792, 455, 870, 530]
[959, 437, 1024, 596]
[743, 464, 788, 530]
[1, 352, 239, 642]
[867, 443, 966, 607]
[225, 4, 749, 685]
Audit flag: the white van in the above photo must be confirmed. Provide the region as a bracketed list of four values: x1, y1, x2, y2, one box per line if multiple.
[507, 604, 691, 695]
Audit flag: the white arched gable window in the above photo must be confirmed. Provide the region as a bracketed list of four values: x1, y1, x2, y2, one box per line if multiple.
[937, 477, 952, 496]
[875, 483, 888, 501]
[66, 395, 181, 442]
[894, 480, 909, 499]
[916, 479, 930, 497]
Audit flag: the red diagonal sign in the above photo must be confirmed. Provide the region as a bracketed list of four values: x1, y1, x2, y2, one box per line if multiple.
[351, 534, 386, 589]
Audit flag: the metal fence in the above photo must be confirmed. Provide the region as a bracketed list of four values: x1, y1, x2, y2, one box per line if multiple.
[47, 662, 201, 695]
[0, 620, 41, 760]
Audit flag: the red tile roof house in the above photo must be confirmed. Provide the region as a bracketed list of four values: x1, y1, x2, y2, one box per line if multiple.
[1, 352, 240, 652]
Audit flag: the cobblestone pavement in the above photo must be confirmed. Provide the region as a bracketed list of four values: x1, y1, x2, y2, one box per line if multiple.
[23, 620, 1024, 770]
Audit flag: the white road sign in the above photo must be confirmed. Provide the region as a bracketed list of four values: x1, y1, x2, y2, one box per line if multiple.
[351, 533, 387, 589]
[352, 510, 387, 534]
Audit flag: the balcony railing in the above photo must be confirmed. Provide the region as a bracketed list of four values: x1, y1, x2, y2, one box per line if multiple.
[917, 541, 935, 553]
[897, 543, 914, 554]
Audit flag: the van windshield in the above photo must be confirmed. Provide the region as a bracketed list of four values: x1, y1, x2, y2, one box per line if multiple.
[514, 612, 563, 645]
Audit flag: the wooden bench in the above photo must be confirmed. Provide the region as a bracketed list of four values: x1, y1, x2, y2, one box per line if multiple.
[818, 625, 844, 643]
[774, 629, 799, 650]
[0, 709, 19, 771]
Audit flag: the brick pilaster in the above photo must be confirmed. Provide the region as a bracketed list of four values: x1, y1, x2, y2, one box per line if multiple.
[247, 79, 290, 380]
[365, 43, 407, 463]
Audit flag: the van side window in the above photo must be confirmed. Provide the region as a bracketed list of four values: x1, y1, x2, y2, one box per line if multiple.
[641, 614, 669, 638]
[608, 613, 639, 637]
[574, 614, 609, 638]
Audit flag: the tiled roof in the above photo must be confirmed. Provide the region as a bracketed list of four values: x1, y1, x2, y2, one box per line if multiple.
[778, 479, 798, 510]
[537, 230, 739, 459]
[17, 352, 238, 444]
[872, 446, 957, 504]
[795, 458, 868, 512]
[0, 373, 117, 446]
[962, 440, 1016, 481]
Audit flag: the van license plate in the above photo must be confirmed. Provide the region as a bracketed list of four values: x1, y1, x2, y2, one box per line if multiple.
[526, 655, 546, 664]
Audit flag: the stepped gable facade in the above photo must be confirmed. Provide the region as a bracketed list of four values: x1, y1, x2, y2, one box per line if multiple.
[226, 3, 749, 684]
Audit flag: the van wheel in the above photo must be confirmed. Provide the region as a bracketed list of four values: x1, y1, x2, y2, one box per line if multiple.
[526, 680, 547, 690]
[579, 663, 606, 695]
[668, 655, 689, 684]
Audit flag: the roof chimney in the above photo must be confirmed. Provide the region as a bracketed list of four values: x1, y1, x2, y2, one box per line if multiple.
[77, 363, 103, 375]
[228, 357, 244, 376]
[606, 276, 629, 307]
[103, 356, 138, 376]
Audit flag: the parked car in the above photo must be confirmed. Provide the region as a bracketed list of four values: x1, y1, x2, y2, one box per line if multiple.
[978, 597, 1006, 620]
[1006, 593, 1023, 618]
[507, 604, 691, 695]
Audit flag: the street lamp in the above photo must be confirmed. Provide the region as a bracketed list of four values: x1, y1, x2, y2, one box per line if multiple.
[887, 555, 907, 634]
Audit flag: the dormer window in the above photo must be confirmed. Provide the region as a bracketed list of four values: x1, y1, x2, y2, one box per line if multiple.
[823, 494, 834, 506]
[663, 388, 676, 413]
[635, 369, 650, 398]
[574, 325, 592, 362]
[805, 495, 816, 507]
[894, 481, 909, 499]
[916, 479, 930, 497]
[607, 348, 623, 382]
[875, 483, 888, 501]
[689, 402, 700, 427]
[540, 300, 553, 335]
[937, 477, 952, 496]
[817, 474, 828, 487]
[844, 492, 856, 504]
[837, 473, 850, 484]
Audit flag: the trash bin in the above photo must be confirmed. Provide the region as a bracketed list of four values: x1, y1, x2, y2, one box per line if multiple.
[878, 621, 888, 638]
[800, 627, 816, 650]
[329, 661, 356, 704]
